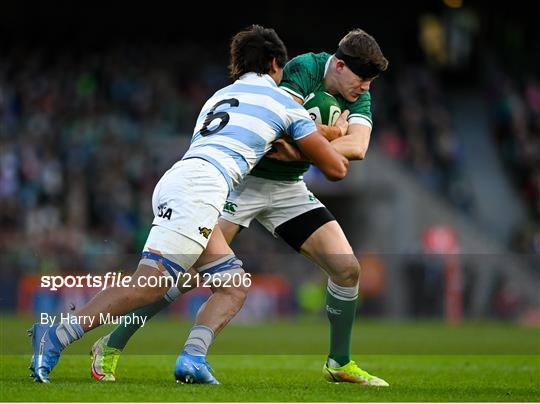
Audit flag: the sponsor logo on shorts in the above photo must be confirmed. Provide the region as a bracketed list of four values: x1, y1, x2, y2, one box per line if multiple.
[223, 201, 238, 214]
[157, 204, 173, 220]
[308, 193, 317, 202]
[198, 227, 212, 239]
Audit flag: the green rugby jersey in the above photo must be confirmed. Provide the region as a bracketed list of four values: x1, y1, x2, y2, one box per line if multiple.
[250, 52, 372, 181]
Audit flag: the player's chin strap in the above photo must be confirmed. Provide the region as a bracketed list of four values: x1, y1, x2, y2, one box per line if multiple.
[164, 254, 245, 302]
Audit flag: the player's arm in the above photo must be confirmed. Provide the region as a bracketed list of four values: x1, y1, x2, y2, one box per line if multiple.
[329, 123, 371, 160]
[266, 109, 349, 162]
[295, 131, 349, 181]
[289, 94, 346, 141]
[329, 91, 373, 160]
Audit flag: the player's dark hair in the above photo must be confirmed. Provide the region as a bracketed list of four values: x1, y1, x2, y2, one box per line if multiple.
[229, 25, 288, 81]
[337, 29, 389, 79]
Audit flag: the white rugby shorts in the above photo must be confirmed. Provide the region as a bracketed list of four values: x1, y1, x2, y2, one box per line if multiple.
[221, 175, 325, 235]
[148, 158, 228, 255]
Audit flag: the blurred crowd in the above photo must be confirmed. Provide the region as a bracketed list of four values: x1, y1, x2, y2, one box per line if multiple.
[0, 44, 228, 269]
[373, 65, 472, 213]
[485, 69, 540, 254]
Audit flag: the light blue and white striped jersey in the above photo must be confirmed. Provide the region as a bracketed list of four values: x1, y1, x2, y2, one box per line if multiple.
[182, 73, 316, 190]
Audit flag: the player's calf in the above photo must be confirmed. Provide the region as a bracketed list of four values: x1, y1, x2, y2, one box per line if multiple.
[175, 255, 247, 383]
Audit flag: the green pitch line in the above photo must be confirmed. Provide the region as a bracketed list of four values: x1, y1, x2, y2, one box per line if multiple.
[1, 354, 539, 402]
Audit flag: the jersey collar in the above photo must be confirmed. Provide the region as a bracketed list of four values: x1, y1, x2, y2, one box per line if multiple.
[238, 72, 278, 87]
[323, 55, 333, 79]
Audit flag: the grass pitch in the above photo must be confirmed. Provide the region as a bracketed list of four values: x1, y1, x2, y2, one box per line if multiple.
[1, 315, 539, 402]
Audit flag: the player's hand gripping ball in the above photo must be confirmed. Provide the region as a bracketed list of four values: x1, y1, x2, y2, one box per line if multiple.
[303, 91, 342, 125]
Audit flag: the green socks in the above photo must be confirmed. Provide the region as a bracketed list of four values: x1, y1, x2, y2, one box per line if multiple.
[107, 298, 170, 350]
[325, 279, 359, 367]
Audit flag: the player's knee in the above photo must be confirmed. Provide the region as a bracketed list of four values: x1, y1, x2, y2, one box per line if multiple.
[132, 284, 165, 305]
[344, 263, 360, 285]
[216, 283, 249, 304]
[199, 254, 249, 304]
[351, 261, 361, 283]
[113, 282, 161, 310]
[129, 273, 169, 304]
[136, 252, 185, 304]
[332, 256, 360, 285]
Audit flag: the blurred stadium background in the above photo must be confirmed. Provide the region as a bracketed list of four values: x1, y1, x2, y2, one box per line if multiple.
[1, 1, 539, 337]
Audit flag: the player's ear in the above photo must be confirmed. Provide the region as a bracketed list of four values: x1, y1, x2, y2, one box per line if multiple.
[268, 58, 283, 85]
[269, 58, 280, 74]
[334, 59, 346, 73]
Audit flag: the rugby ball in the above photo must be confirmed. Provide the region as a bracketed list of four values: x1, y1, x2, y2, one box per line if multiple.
[303, 91, 341, 125]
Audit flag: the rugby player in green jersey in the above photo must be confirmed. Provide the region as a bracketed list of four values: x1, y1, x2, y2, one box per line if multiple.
[91, 28, 389, 386]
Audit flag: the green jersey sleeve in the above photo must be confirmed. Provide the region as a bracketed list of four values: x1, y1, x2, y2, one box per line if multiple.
[341, 91, 373, 128]
[279, 53, 327, 101]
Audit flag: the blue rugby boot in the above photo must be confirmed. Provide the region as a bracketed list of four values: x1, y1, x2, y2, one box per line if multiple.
[29, 324, 64, 383]
[174, 352, 219, 384]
